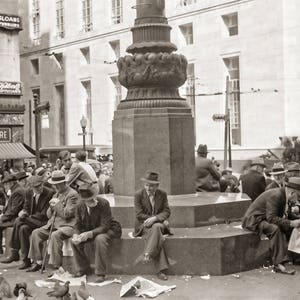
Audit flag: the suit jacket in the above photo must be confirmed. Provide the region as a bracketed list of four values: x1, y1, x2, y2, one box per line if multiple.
[66, 162, 98, 190]
[1, 182, 25, 224]
[45, 186, 78, 230]
[195, 157, 220, 191]
[134, 188, 171, 236]
[265, 180, 281, 191]
[242, 187, 291, 233]
[74, 196, 121, 239]
[240, 170, 266, 201]
[23, 186, 55, 227]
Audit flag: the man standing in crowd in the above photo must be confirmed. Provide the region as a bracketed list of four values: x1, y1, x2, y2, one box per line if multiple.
[71, 184, 121, 283]
[266, 162, 287, 190]
[134, 171, 171, 281]
[66, 150, 99, 194]
[0, 174, 25, 254]
[195, 144, 220, 192]
[59, 150, 73, 175]
[16, 171, 29, 189]
[239, 158, 266, 201]
[27, 170, 78, 272]
[242, 177, 300, 275]
[1, 176, 54, 269]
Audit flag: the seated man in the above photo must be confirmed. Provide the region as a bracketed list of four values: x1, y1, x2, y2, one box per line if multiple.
[71, 185, 122, 283]
[242, 177, 300, 275]
[27, 170, 78, 272]
[266, 162, 287, 190]
[0, 174, 25, 254]
[1, 176, 54, 269]
[134, 171, 171, 281]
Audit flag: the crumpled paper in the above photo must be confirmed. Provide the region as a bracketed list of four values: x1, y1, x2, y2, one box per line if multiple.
[120, 276, 176, 298]
[88, 278, 122, 287]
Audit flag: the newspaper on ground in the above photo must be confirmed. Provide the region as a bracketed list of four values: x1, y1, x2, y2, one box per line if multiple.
[88, 278, 122, 287]
[120, 276, 176, 298]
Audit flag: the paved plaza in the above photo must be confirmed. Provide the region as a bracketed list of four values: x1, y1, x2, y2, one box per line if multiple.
[1, 261, 299, 300]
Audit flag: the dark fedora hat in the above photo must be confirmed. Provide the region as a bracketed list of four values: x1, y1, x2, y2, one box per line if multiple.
[141, 171, 160, 184]
[78, 185, 97, 201]
[197, 144, 209, 154]
[285, 162, 300, 172]
[2, 174, 18, 184]
[286, 177, 300, 190]
[16, 171, 29, 181]
[250, 158, 266, 168]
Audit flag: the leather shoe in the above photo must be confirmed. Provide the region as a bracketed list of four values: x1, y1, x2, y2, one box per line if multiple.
[26, 263, 42, 272]
[274, 264, 295, 275]
[157, 271, 168, 281]
[1, 251, 19, 263]
[74, 271, 86, 278]
[18, 259, 31, 270]
[95, 275, 106, 283]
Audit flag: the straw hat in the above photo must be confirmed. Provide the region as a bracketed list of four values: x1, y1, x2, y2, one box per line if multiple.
[48, 170, 66, 185]
[141, 171, 160, 184]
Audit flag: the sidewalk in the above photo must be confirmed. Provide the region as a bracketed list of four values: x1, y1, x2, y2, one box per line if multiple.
[1, 261, 299, 300]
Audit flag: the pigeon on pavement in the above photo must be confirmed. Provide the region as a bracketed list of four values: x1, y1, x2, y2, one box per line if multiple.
[47, 281, 70, 299]
[77, 281, 91, 300]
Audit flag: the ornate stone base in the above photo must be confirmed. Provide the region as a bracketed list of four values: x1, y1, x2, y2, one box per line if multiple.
[112, 107, 195, 196]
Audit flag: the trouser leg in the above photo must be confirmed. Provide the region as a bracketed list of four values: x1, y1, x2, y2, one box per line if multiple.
[28, 227, 49, 262]
[94, 233, 111, 276]
[48, 227, 74, 267]
[258, 221, 289, 265]
[71, 242, 91, 274]
[10, 218, 24, 250]
[19, 224, 33, 260]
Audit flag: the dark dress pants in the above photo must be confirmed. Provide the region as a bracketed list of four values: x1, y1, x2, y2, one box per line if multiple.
[142, 222, 169, 272]
[71, 233, 112, 276]
[258, 220, 291, 265]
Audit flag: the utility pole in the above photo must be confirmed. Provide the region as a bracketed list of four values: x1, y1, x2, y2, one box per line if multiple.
[33, 94, 50, 167]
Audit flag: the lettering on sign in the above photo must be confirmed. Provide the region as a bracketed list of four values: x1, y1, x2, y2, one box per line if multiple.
[0, 13, 22, 30]
[0, 128, 11, 142]
[0, 81, 22, 96]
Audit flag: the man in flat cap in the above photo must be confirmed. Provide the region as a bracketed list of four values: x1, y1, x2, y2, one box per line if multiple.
[239, 158, 266, 201]
[27, 170, 78, 272]
[242, 177, 300, 275]
[1, 176, 54, 269]
[0, 174, 26, 254]
[134, 171, 171, 281]
[195, 144, 221, 192]
[71, 184, 121, 283]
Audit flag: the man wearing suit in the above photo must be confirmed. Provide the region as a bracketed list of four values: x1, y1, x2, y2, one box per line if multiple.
[266, 162, 287, 191]
[239, 158, 266, 201]
[195, 144, 221, 192]
[134, 171, 171, 280]
[66, 150, 99, 194]
[0, 174, 25, 254]
[71, 185, 122, 283]
[1, 176, 54, 269]
[27, 170, 78, 272]
[242, 177, 300, 275]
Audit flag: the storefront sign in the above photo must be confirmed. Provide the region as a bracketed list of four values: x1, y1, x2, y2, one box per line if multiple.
[0, 13, 22, 30]
[0, 128, 11, 142]
[0, 81, 22, 96]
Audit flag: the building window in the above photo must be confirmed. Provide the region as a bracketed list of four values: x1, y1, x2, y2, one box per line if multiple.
[177, 0, 197, 7]
[186, 63, 195, 117]
[82, 0, 93, 32]
[109, 40, 120, 59]
[55, 85, 65, 145]
[223, 56, 241, 145]
[179, 23, 193, 45]
[80, 47, 90, 65]
[111, 0, 123, 24]
[30, 59, 39, 75]
[56, 0, 65, 39]
[81, 80, 92, 135]
[110, 76, 122, 109]
[222, 12, 238, 36]
[32, 0, 40, 45]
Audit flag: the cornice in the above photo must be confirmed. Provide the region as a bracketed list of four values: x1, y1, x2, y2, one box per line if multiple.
[0, 103, 25, 113]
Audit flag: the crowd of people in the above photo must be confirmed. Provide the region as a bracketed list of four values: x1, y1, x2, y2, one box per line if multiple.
[0, 150, 170, 282]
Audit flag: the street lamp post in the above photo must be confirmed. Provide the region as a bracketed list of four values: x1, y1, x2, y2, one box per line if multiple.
[80, 115, 87, 151]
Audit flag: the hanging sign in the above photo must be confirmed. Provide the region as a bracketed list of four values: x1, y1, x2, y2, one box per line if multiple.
[0, 13, 22, 30]
[0, 81, 22, 96]
[0, 128, 11, 142]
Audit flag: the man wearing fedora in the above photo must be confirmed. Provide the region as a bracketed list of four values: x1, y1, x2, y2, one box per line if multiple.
[134, 171, 171, 281]
[239, 158, 266, 201]
[1, 176, 54, 269]
[195, 144, 221, 192]
[285, 162, 300, 183]
[0, 174, 26, 254]
[242, 177, 300, 275]
[35, 167, 54, 191]
[16, 171, 29, 189]
[27, 170, 78, 272]
[266, 162, 287, 191]
[71, 184, 122, 283]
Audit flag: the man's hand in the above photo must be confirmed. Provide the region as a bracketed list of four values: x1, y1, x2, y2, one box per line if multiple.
[290, 219, 300, 228]
[49, 198, 60, 207]
[291, 206, 300, 214]
[144, 216, 157, 228]
[18, 209, 28, 219]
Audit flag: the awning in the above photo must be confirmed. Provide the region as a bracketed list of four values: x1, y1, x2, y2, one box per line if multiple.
[0, 142, 36, 159]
